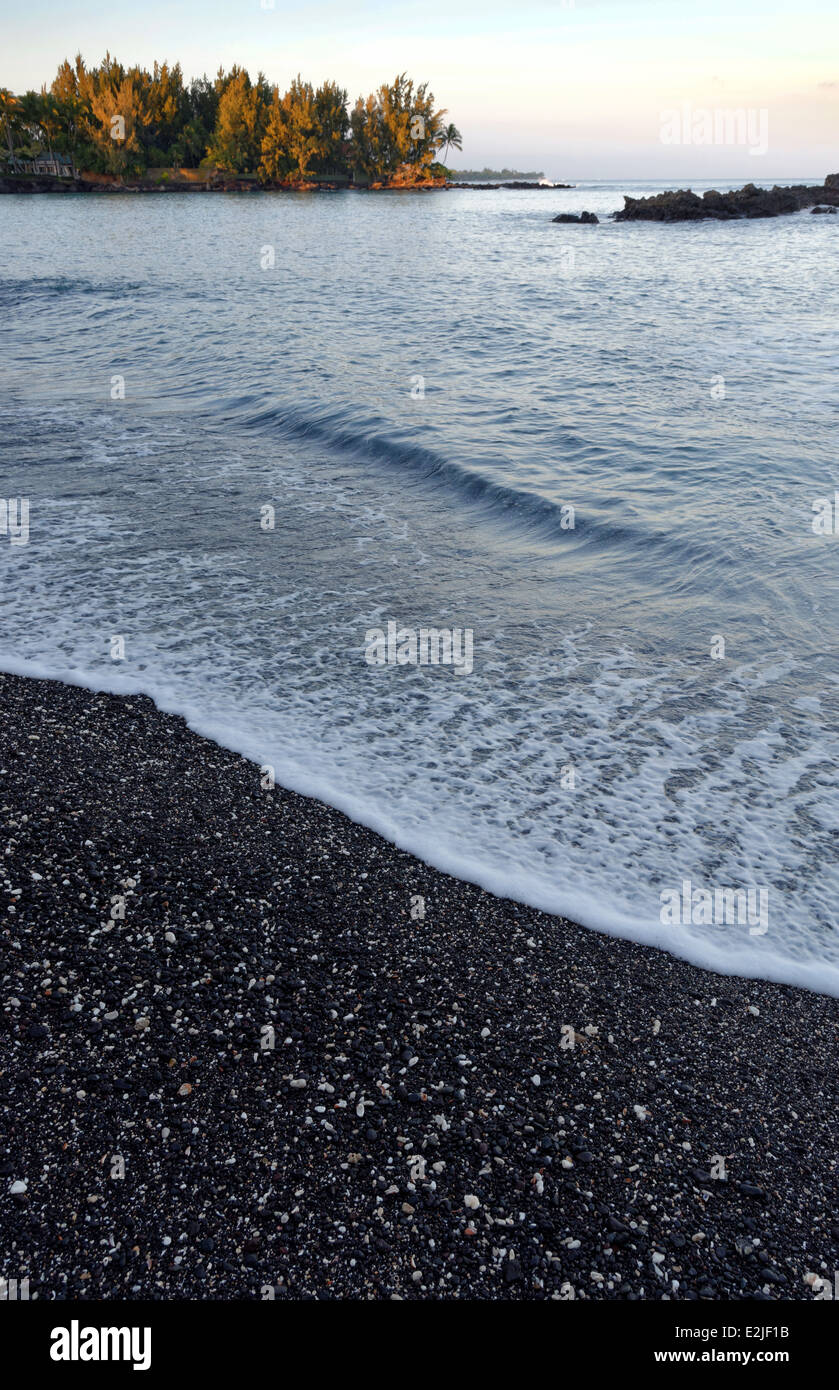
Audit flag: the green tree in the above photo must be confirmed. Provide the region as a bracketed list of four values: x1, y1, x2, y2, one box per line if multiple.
[260, 76, 348, 182]
[140, 61, 189, 165]
[20, 89, 84, 166]
[350, 74, 445, 182]
[0, 89, 21, 164]
[260, 77, 317, 182]
[312, 79, 348, 173]
[50, 56, 85, 106]
[349, 92, 385, 181]
[21, 55, 458, 182]
[207, 67, 269, 173]
[171, 75, 219, 166]
[48, 59, 95, 167]
[88, 74, 148, 175]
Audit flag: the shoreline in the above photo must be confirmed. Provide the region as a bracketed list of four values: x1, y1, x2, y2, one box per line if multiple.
[2, 670, 838, 1300]
[0, 657, 831, 1000]
[0, 175, 572, 195]
[5, 173, 835, 225]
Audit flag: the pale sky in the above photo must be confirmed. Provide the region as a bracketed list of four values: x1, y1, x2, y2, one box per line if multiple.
[4, 0, 838, 177]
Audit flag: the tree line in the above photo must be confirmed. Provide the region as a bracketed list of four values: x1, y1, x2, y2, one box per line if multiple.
[0, 55, 463, 182]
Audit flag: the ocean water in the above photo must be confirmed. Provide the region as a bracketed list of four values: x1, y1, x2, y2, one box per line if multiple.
[1, 178, 838, 992]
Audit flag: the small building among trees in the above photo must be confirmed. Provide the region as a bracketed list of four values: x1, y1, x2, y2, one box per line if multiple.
[5, 152, 77, 177]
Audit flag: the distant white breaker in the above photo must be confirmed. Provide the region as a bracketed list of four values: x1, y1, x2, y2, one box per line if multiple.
[364, 620, 474, 675]
[660, 879, 769, 936]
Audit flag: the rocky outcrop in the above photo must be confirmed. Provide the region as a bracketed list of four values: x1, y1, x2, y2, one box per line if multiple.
[812, 204, 837, 214]
[0, 175, 82, 193]
[615, 177, 839, 222]
[552, 210, 598, 223]
[0, 173, 441, 195]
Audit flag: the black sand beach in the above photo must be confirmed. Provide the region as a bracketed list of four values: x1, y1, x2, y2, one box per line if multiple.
[1, 670, 837, 1301]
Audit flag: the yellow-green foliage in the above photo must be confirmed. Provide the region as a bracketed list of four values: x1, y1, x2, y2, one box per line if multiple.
[4, 54, 456, 184]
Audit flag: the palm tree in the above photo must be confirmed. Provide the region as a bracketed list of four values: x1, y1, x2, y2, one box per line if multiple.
[437, 121, 462, 163]
[19, 91, 58, 163]
[37, 91, 64, 164]
[0, 89, 20, 166]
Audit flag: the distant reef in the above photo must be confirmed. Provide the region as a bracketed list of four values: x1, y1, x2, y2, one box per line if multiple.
[615, 174, 839, 222]
[449, 179, 574, 190]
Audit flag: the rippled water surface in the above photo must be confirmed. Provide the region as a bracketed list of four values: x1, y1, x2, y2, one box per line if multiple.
[1, 180, 838, 990]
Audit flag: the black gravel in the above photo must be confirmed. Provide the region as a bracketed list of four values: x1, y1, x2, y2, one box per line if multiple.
[1, 671, 838, 1301]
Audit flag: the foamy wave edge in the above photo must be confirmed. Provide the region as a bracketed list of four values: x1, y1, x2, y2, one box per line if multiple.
[3, 651, 837, 1000]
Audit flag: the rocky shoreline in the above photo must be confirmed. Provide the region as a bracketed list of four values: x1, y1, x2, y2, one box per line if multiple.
[615, 174, 839, 222]
[0, 176, 422, 195]
[0, 175, 572, 195]
[2, 671, 838, 1301]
